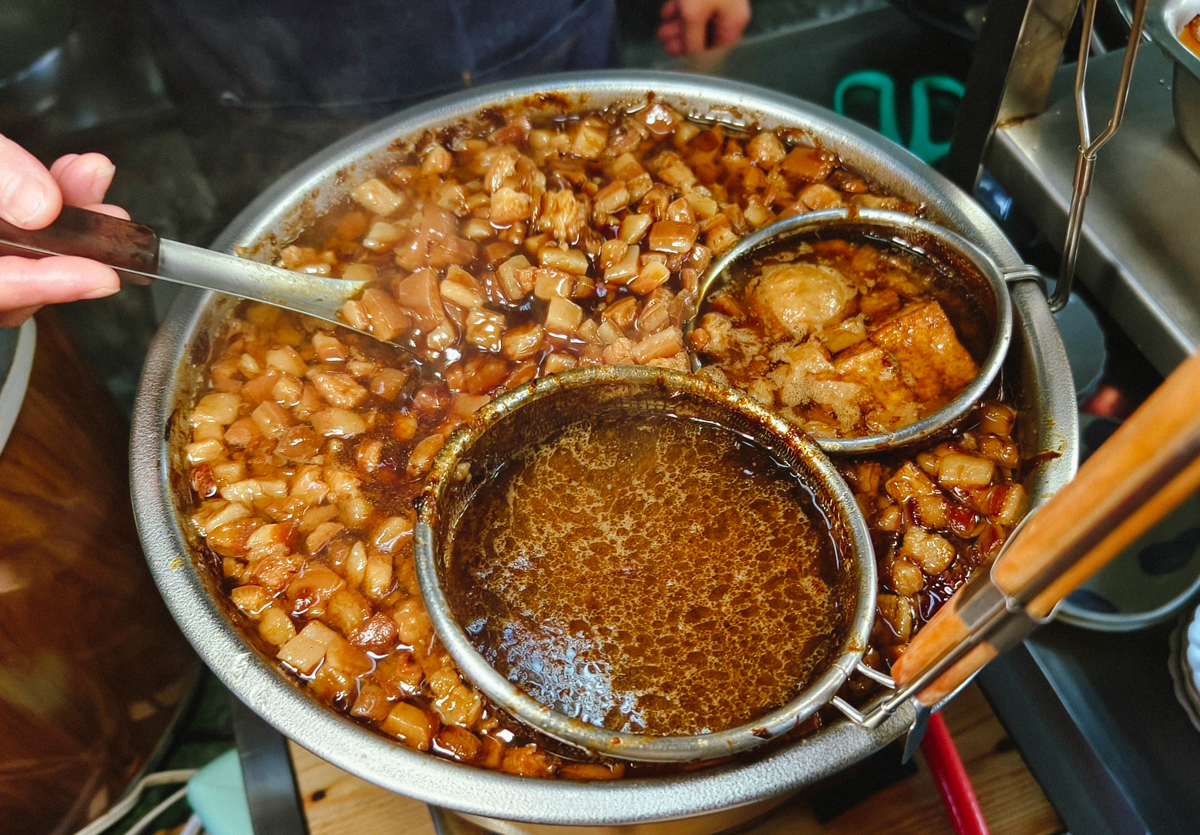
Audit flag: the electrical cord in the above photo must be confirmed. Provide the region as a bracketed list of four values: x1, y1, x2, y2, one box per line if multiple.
[71, 769, 198, 835]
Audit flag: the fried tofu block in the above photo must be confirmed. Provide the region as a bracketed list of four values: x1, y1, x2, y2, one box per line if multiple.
[832, 341, 916, 411]
[869, 302, 978, 401]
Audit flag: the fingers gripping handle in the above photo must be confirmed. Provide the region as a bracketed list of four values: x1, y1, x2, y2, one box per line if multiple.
[0, 204, 160, 283]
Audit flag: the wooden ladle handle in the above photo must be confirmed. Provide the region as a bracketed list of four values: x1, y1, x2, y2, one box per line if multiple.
[0, 204, 161, 276]
[892, 348, 1200, 706]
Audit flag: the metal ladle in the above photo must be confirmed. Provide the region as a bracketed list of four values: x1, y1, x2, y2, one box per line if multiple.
[0, 204, 382, 342]
[414, 364, 880, 763]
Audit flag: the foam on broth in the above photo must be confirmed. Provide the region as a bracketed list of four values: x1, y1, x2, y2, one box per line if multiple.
[446, 409, 851, 736]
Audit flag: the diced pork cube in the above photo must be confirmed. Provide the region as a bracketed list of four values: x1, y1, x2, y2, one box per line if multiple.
[778, 147, 838, 183]
[278, 621, 339, 675]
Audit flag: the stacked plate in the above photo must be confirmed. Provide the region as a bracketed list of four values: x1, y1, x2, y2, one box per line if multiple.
[1169, 602, 1200, 733]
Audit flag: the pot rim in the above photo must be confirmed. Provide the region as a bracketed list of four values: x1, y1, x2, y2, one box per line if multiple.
[130, 68, 1077, 826]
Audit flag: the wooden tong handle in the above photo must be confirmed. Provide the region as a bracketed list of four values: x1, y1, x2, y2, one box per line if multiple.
[893, 348, 1200, 705]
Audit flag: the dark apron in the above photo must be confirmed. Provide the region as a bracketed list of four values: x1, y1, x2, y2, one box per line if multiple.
[137, 0, 618, 115]
[133, 0, 619, 236]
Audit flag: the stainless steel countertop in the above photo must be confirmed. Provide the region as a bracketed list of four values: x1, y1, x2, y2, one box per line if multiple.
[987, 44, 1200, 375]
[981, 616, 1200, 835]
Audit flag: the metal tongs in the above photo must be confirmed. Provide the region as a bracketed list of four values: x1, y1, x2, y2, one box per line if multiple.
[839, 342, 1200, 754]
[1048, 0, 1149, 312]
[833, 0, 1192, 758]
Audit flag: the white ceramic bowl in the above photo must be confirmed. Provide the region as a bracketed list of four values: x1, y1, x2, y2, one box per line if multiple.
[1169, 601, 1200, 732]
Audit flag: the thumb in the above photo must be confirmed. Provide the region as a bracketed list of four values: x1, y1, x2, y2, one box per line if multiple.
[0, 134, 63, 229]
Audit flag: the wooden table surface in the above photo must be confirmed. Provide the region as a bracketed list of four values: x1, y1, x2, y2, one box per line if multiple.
[292, 683, 1063, 835]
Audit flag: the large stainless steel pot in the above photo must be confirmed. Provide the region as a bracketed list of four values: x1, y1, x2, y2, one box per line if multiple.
[130, 71, 1078, 833]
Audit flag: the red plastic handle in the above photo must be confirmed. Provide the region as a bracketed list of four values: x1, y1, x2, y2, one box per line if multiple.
[921, 712, 990, 835]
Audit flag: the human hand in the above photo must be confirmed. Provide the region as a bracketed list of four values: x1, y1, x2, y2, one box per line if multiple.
[0, 134, 129, 328]
[657, 0, 751, 56]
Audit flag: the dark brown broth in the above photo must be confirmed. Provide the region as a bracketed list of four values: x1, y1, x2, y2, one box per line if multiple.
[446, 411, 849, 736]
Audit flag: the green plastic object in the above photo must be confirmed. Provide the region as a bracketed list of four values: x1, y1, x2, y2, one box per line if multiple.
[187, 749, 254, 835]
[833, 71, 965, 164]
[834, 70, 902, 145]
[909, 75, 966, 164]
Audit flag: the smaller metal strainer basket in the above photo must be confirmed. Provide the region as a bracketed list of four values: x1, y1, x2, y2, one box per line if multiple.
[414, 365, 878, 763]
[686, 209, 1021, 456]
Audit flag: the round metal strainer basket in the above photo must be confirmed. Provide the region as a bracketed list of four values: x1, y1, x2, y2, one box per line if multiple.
[686, 208, 1015, 455]
[414, 365, 877, 762]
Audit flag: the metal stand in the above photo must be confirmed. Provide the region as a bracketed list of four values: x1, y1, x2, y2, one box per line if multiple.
[944, 0, 1084, 193]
